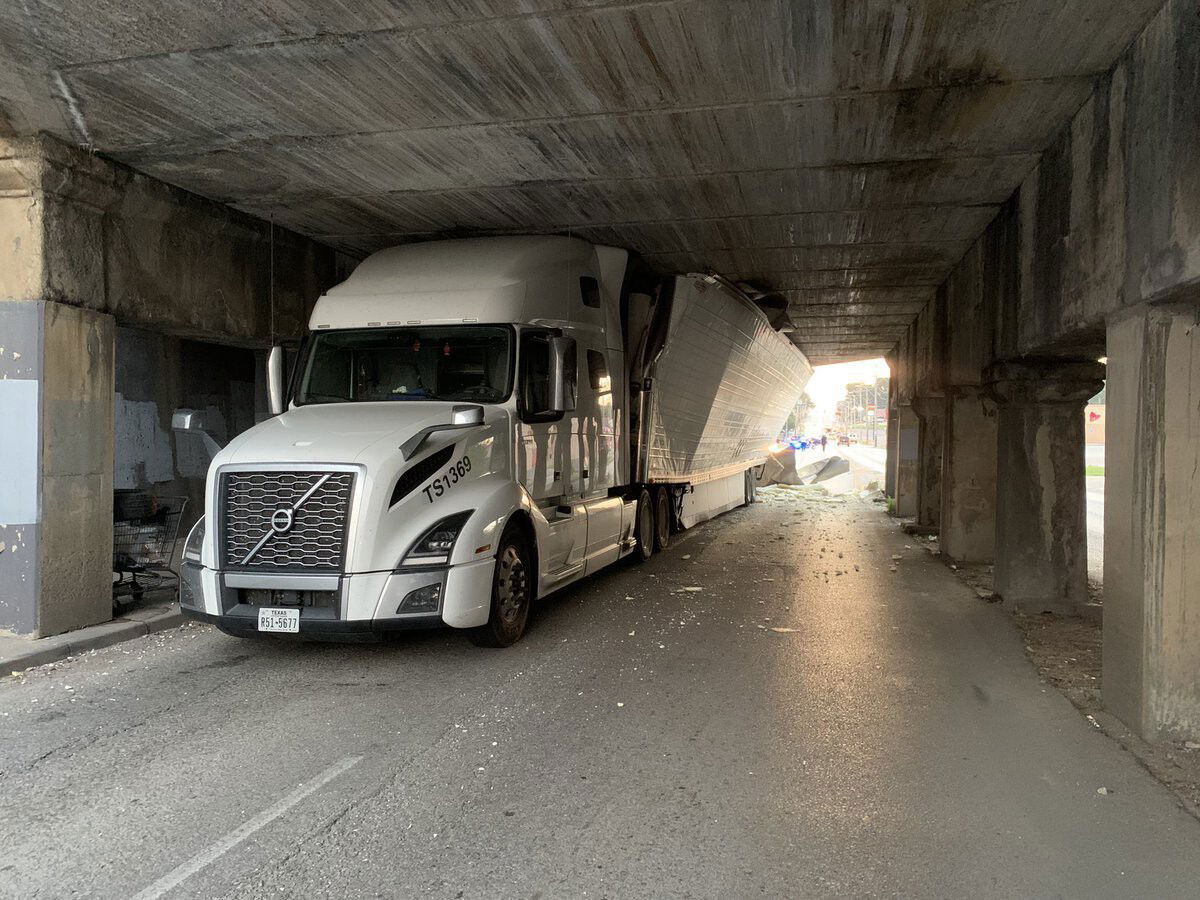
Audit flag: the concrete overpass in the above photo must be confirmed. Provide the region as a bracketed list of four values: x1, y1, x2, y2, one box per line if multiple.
[0, 0, 1197, 748]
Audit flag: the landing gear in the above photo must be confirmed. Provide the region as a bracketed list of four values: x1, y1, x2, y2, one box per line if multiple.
[744, 467, 757, 505]
[469, 524, 533, 647]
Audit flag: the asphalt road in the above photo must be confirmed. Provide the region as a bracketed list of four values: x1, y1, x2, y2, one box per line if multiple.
[2, 491, 1198, 898]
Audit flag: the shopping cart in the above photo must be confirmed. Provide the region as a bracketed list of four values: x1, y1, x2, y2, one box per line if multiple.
[112, 493, 188, 611]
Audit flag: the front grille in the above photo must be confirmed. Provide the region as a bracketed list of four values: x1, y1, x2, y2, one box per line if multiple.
[221, 471, 355, 571]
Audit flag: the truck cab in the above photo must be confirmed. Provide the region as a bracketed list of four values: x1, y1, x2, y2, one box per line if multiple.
[178, 236, 641, 645]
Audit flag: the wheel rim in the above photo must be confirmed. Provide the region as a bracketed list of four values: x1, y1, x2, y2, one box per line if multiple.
[495, 545, 528, 626]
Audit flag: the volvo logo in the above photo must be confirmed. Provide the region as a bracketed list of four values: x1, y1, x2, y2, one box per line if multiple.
[270, 508, 295, 534]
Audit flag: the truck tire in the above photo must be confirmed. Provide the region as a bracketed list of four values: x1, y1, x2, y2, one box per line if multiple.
[469, 524, 533, 648]
[653, 487, 671, 551]
[632, 487, 655, 562]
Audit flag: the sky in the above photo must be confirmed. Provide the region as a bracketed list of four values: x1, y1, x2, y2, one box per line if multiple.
[803, 357, 890, 429]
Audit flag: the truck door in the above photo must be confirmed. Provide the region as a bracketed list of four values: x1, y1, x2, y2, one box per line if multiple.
[518, 329, 585, 577]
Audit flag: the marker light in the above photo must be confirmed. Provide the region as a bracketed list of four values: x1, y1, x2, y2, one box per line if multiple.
[183, 516, 206, 564]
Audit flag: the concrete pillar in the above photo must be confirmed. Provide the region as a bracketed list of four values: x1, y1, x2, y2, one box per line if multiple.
[985, 359, 1105, 616]
[0, 138, 117, 637]
[884, 406, 898, 498]
[939, 386, 998, 563]
[0, 302, 115, 637]
[1104, 304, 1200, 740]
[893, 405, 920, 517]
[912, 396, 945, 529]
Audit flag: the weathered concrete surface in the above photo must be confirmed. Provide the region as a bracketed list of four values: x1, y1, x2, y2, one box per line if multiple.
[0, 0, 1165, 362]
[986, 360, 1105, 616]
[939, 387, 998, 564]
[4, 495, 1200, 898]
[892, 405, 919, 518]
[0, 300, 113, 638]
[912, 395, 944, 529]
[0, 135, 349, 344]
[1104, 304, 1200, 741]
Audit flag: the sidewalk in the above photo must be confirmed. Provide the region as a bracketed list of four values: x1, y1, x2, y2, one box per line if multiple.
[0, 601, 186, 671]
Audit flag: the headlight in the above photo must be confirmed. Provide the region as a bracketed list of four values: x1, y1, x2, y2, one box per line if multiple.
[182, 516, 206, 564]
[401, 511, 473, 566]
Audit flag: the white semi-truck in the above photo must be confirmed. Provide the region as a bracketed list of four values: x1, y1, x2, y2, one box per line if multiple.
[177, 237, 812, 646]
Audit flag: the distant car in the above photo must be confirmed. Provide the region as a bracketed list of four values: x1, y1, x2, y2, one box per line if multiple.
[837, 435, 851, 446]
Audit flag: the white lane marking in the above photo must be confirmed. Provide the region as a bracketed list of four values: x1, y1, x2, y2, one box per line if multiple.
[132, 755, 363, 900]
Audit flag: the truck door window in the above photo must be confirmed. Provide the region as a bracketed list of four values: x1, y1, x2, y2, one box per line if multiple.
[519, 331, 555, 422]
[580, 276, 601, 308]
[586, 349, 610, 392]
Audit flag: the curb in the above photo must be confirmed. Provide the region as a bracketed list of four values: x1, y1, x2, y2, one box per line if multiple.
[1, 604, 187, 672]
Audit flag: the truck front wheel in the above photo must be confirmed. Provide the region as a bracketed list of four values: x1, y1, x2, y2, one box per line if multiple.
[469, 524, 532, 648]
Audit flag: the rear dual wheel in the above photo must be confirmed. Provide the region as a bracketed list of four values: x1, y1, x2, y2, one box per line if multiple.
[632, 488, 655, 562]
[654, 487, 672, 551]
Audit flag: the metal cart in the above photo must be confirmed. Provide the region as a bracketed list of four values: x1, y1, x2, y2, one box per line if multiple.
[113, 492, 188, 611]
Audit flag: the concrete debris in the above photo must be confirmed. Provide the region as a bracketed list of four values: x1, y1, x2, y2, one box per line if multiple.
[891, 554, 903, 561]
[1096, 787, 1111, 795]
[769, 627, 801, 633]
[1184, 741, 1200, 751]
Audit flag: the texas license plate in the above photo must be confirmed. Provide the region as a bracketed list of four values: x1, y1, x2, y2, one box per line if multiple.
[258, 607, 300, 633]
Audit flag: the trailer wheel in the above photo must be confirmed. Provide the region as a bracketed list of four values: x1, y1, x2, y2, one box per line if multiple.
[632, 488, 655, 562]
[744, 468, 757, 505]
[653, 487, 671, 551]
[469, 524, 532, 648]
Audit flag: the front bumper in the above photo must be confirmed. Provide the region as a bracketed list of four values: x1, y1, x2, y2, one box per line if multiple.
[179, 607, 442, 639]
[180, 555, 494, 635]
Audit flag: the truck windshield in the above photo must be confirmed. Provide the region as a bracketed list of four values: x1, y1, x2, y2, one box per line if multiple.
[295, 326, 514, 405]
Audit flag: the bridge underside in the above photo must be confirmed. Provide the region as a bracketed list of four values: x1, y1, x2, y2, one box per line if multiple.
[0, 0, 1163, 362]
[2, 1, 1200, 744]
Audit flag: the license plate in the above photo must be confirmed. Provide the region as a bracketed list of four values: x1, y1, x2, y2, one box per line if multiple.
[258, 607, 300, 633]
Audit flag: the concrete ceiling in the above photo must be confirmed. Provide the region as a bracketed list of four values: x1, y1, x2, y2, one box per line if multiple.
[0, 0, 1163, 363]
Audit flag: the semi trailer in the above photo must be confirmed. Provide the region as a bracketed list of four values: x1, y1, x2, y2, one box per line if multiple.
[176, 236, 812, 646]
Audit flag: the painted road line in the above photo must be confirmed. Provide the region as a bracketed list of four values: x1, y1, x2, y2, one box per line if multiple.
[131, 755, 363, 900]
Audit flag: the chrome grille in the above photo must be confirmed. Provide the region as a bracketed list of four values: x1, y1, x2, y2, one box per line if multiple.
[221, 471, 355, 571]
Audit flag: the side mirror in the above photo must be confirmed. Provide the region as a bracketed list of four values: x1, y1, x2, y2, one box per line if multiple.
[267, 345, 287, 416]
[549, 335, 577, 413]
[451, 405, 485, 427]
[172, 408, 224, 459]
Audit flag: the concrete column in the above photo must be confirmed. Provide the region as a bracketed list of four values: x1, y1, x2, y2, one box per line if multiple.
[985, 359, 1104, 616]
[939, 386, 998, 563]
[893, 405, 920, 517]
[0, 302, 115, 637]
[912, 396, 945, 529]
[884, 406, 898, 498]
[1104, 304, 1200, 740]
